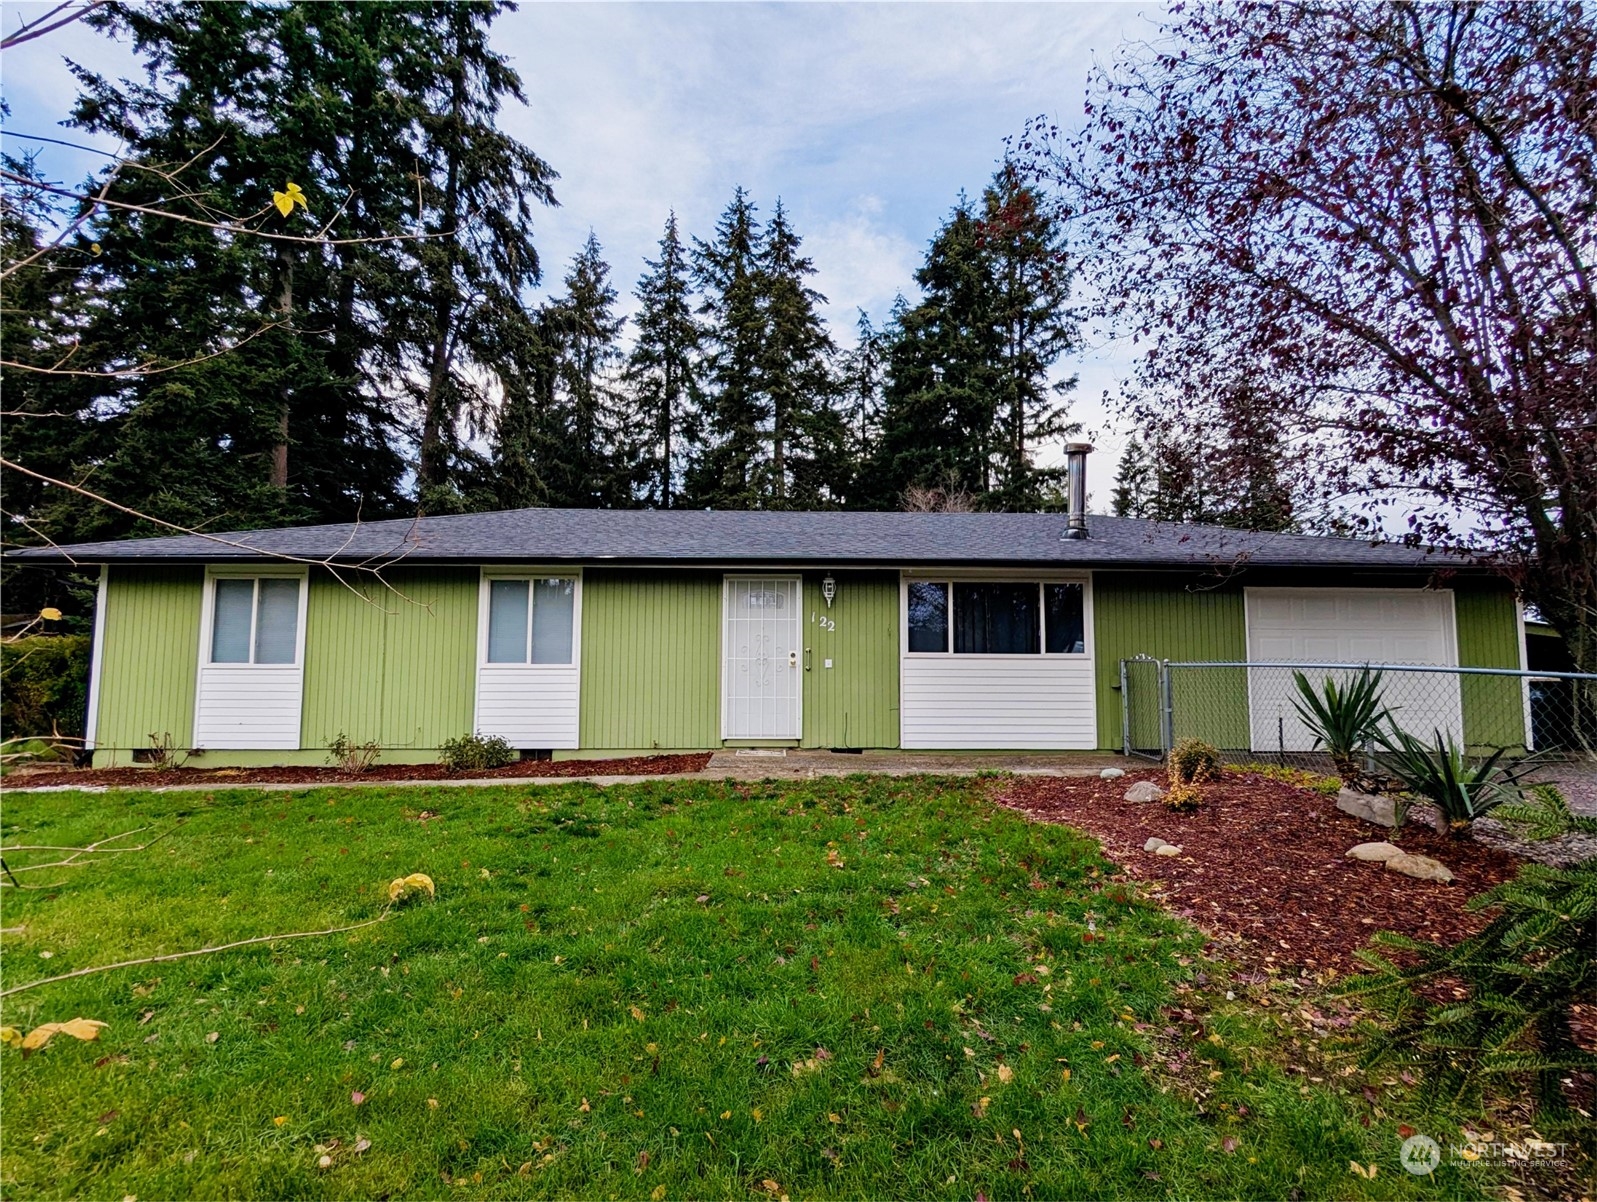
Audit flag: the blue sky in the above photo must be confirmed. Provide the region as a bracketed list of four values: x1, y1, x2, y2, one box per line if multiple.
[2, 1, 1165, 478]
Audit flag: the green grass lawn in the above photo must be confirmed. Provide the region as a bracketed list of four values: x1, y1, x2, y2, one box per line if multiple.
[1, 777, 1494, 1199]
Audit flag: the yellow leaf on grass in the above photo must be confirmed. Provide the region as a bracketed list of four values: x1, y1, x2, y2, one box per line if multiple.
[0, 1027, 22, 1048]
[273, 1116, 287, 1127]
[19, 1017, 107, 1054]
[720, 1110, 732, 1120]
[630, 1006, 646, 1023]
[828, 1112, 841, 1123]
[1060, 1067, 1071, 1082]
[752, 1108, 763, 1123]
[761, 1181, 782, 1195]
[996, 1064, 1014, 1084]
[388, 873, 435, 902]
[651, 1187, 666, 1202]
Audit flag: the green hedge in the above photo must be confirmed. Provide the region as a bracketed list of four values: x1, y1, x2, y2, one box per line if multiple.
[1, 634, 91, 740]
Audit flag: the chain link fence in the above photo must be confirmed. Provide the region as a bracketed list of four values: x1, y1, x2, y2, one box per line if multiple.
[1120, 657, 1597, 768]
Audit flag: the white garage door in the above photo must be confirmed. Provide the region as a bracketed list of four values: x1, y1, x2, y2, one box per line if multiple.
[1244, 588, 1462, 752]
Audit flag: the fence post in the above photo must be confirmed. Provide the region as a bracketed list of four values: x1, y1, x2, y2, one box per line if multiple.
[1159, 660, 1175, 757]
[1120, 658, 1131, 757]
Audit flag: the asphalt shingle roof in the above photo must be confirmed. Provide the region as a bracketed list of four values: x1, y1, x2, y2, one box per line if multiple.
[5, 507, 1459, 571]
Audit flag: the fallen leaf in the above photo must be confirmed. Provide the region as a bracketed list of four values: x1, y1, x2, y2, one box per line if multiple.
[205, 1031, 220, 1044]
[869, 1048, 885, 1077]
[274, 1116, 288, 1127]
[388, 873, 435, 903]
[761, 1180, 782, 1195]
[651, 1186, 666, 1201]
[635, 1150, 650, 1174]
[828, 1112, 841, 1123]
[0, 1027, 21, 1048]
[352, 1137, 371, 1154]
[752, 1108, 763, 1123]
[351, 1091, 366, 1106]
[996, 1064, 1014, 1084]
[1397, 1123, 1416, 1138]
[580, 1097, 591, 1112]
[630, 1006, 646, 1023]
[1222, 1136, 1238, 1154]
[19, 1018, 109, 1056]
[721, 1110, 732, 1120]
[390, 1057, 404, 1070]
[317, 1154, 333, 1170]
[427, 1098, 439, 1109]
[1060, 1067, 1071, 1082]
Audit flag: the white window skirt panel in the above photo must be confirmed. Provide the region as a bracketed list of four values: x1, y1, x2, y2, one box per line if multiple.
[900, 657, 1096, 750]
[192, 667, 303, 750]
[1244, 588, 1461, 752]
[475, 667, 580, 749]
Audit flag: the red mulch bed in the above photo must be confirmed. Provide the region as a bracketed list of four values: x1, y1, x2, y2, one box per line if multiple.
[999, 768, 1523, 975]
[6, 752, 713, 789]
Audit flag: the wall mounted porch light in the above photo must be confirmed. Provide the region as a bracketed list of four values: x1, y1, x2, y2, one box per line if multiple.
[822, 574, 836, 608]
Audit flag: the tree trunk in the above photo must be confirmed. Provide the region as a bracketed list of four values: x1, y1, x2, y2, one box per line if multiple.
[270, 243, 294, 490]
[416, 9, 468, 501]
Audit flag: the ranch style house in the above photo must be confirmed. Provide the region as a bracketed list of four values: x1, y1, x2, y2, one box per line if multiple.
[8, 501, 1528, 769]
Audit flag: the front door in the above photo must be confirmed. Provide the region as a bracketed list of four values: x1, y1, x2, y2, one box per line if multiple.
[722, 576, 801, 739]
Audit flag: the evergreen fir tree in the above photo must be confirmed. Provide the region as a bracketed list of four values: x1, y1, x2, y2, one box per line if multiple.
[539, 234, 628, 507]
[758, 199, 846, 507]
[872, 198, 1002, 506]
[624, 212, 700, 508]
[688, 188, 768, 508]
[837, 309, 886, 504]
[1110, 437, 1153, 517]
[979, 166, 1077, 508]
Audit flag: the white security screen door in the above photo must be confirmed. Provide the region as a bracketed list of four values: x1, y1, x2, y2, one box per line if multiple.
[723, 576, 802, 739]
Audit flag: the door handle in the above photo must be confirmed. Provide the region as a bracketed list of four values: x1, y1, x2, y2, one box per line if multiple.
[804, 647, 812, 672]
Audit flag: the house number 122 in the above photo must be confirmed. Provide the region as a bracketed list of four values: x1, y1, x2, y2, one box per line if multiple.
[815, 615, 836, 632]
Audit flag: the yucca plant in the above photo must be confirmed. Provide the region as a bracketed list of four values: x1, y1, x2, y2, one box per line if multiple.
[1290, 667, 1390, 781]
[1373, 725, 1517, 834]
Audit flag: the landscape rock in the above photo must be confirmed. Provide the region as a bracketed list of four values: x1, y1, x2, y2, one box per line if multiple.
[1336, 787, 1401, 828]
[1345, 841, 1404, 863]
[1100, 767, 1126, 780]
[1143, 837, 1169, 852]
[1125, 780, 1166, 803]
[1154, 844, 1182, 857]
[1384, 853, 1454, 883]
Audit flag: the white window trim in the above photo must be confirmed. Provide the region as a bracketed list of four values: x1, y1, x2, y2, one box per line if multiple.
[720, 573, 803, 742]
[475, 568, 584, 671]
[84, 564, 109, 750]
[899, 570, 1095, 661]
[196, 566, 310, 671]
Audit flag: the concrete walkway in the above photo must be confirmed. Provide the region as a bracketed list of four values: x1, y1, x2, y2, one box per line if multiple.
[3, 749, 1127, 794]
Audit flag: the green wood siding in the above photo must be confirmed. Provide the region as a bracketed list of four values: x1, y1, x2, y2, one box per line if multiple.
[300, 568, 476, 751]
[800, 571, 900, 749]
[1455, 582, 1526, 749]
[579, 570, 721, 749]
[94, 565, 203, 756]
[1092, 572, 1248, 751]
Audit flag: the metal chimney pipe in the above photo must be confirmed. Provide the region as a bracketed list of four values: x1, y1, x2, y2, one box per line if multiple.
[1062, 442, 1093, 540]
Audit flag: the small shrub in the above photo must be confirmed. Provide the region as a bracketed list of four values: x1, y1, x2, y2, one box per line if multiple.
[0, 634, 90, 740]
[1291, 667, 1390, 781]
[142, 731, 189, 771]
[327, 732, 381, 774]
[1168, 738, 1221, 785]
[1163, 781, 1203, 813]
[1237, 762, 1342, 797]
[439, 733, 516, 773]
